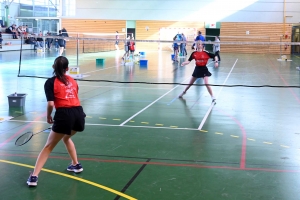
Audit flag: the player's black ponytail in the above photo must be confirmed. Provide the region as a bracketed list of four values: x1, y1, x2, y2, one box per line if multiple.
[53, 56, 69, 86]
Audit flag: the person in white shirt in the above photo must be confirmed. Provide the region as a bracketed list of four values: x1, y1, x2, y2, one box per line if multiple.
[213, 36, 221, 61]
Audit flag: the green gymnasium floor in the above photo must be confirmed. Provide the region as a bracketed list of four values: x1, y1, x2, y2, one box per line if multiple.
[0, 48, 300, 200]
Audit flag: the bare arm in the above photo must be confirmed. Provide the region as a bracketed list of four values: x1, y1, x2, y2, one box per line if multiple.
[47, 101, 54, 124]
[181, 61, 190, 66]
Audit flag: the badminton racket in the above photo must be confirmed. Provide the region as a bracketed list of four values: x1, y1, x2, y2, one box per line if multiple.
[15, 127, 51, 146]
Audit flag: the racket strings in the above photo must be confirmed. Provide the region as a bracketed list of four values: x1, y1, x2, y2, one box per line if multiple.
[15, 132, 33, 146]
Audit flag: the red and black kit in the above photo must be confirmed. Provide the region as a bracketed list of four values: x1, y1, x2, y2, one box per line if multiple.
[188, 51, 215, 78]
[44, 75, 86, 135]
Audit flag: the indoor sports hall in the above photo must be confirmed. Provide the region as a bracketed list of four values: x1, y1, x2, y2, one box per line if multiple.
[0, 1, 300, 200]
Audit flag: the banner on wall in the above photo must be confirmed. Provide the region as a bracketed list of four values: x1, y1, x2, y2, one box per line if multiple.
[205, 22, 220, 29]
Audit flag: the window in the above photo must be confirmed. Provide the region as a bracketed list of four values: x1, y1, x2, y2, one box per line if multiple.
[62, 0, 75, 16]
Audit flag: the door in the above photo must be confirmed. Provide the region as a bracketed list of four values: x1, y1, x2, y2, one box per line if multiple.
[205, 28, 220, 52]
[291, 26, 300, 54]
[127, 28, 135, 39]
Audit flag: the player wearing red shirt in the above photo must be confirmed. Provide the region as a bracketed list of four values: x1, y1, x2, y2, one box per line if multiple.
[27, 56, 86, 186]
[179, 41, 219, 101]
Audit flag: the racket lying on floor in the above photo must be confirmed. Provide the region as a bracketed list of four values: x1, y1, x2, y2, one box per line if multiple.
[15, 127, 52, 146]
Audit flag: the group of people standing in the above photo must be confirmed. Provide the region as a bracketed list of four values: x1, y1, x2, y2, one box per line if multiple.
[24, 28, 68, 56]
[172, 33, 187, 62]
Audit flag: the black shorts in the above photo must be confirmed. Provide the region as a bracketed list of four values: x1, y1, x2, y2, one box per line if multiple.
[58, 42, 65, 48]
[52, 106, 86, 135]
[192, 66, 212, 78]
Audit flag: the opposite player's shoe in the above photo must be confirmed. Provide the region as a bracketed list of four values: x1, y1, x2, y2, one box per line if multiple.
[211, 96, 216, 104]
[178, 91, 186, 98]
[27, 173, 38, 187]
[67, 163, 83, 173]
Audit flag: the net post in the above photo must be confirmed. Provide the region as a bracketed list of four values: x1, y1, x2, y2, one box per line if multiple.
[280, 36, 282, 58]
[77, 33, 79, 67]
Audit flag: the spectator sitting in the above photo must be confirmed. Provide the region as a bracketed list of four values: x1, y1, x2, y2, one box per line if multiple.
[17, 25, 23, 37]
[5, 24, 18, 39]
[25, 36, 37, 50]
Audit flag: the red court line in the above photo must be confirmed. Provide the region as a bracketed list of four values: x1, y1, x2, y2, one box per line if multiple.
[1, 153, 299, 173]
[0, 114, 46, 148]
[214, 108, 247, 169]
[268, 58, 300, 104]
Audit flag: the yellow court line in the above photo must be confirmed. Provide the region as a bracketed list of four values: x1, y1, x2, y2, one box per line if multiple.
[247, 138, 255, 141]
[99, 117, 107, 119]
[170, 126, 178, 128]
[141, 122, 149, 124]
[280, 145, 290, 148]
[86, 116, 93, 118]
[199, 130, 208, 132]
[230, 135, 239, 138]
[130, 120, 135, 122]
[113, 119, 121, 121]
[263, 142, 272, 145]
[0, 159, 137, 200]
[155, 124, 163, 126]
[215, 132, 223, 135]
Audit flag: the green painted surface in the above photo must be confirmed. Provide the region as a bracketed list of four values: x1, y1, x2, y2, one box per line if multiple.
[0, 49, 299, 199]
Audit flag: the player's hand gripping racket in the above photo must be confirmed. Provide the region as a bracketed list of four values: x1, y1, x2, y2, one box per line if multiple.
[15, 127, 52, 146]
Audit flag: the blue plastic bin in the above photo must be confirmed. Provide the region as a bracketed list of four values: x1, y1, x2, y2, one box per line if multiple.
[140, 60, 148, 66]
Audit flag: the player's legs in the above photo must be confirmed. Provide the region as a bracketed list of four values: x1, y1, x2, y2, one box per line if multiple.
[32, 130, 65, 177]
[204, 76, 215, 100]
[179, 76, 197, 98]
[63, 130, 79, 165]
[174, 48, 178, 61]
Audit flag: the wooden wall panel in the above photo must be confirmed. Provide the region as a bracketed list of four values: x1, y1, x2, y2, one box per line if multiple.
[136, 21, 205, 51]
[60, 19, 293, 54]
[61, 19, 126, 49]
[220, 22, 292, 54]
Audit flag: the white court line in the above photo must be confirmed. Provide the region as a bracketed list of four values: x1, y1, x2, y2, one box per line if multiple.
[119, 78, 190, 126]
[8, 120, 199, 131]
[82, 66, 116, 75]
[216, 59, 239, 99]
[198, 59, 238, 130]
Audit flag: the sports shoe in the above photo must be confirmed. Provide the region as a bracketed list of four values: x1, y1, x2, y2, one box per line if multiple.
[27, 173, 38, 187]
[211, 96, 216, 102]
[178, 91, 186, 98]
[67, 163, 83, 173]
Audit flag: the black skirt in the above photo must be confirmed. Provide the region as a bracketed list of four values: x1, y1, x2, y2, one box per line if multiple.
[192, 66, 212, 78]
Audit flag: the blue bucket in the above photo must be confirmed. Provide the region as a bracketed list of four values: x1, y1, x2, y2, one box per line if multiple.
[171, 54, 175, 60]
[140, 52, 146, 57]
[140, 60, 148, 66]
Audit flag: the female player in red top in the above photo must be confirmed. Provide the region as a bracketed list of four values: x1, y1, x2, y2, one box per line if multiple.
[179, 41, 218, 101]
[27, 56, 86, 186]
